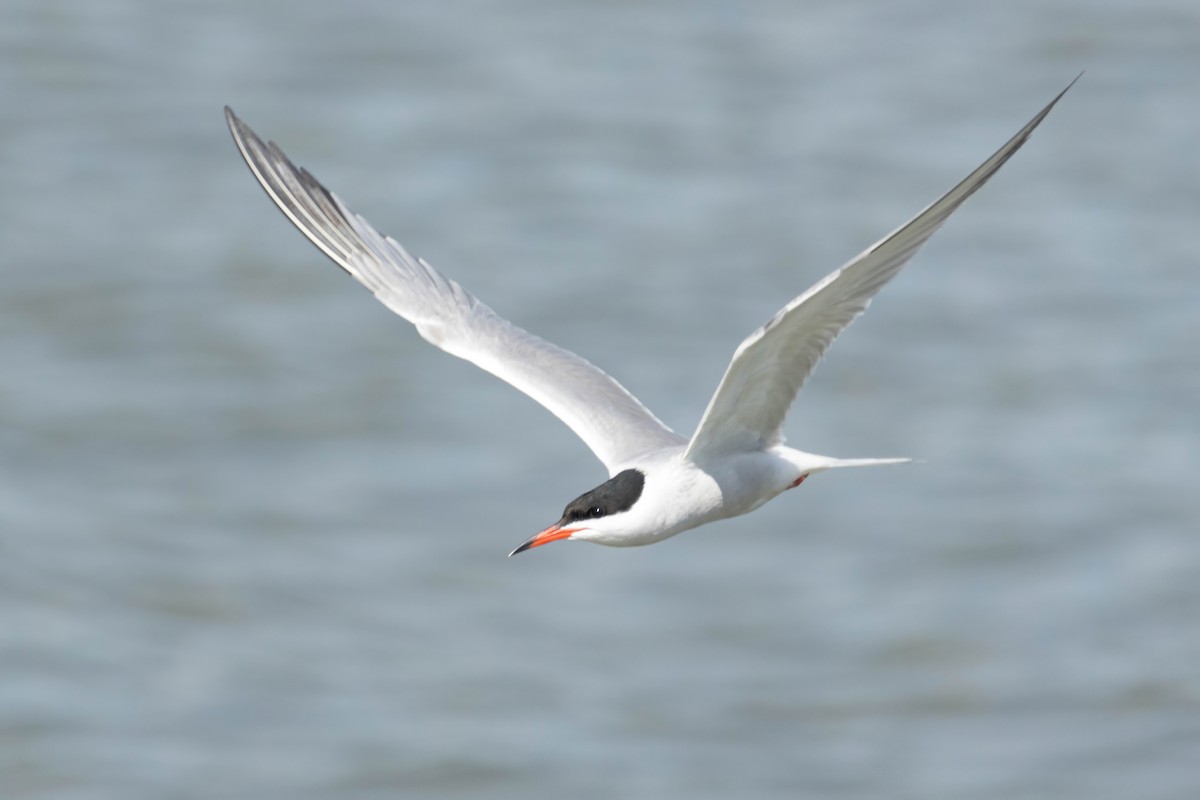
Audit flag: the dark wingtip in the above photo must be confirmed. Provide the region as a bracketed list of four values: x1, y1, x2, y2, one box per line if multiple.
[223, 106, 242, 135]
[1055, 71, 1083, 105]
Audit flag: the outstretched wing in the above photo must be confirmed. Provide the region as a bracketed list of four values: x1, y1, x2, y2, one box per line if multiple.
[225, 108, 684, 474]
[685, 77, 1077, 462]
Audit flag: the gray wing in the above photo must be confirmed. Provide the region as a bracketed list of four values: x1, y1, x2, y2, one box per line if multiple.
[225, 108, 684, 474]
[685, 77, 1077, 462]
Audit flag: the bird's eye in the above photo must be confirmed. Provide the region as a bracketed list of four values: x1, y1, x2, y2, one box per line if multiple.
[588, 506, 605, 518]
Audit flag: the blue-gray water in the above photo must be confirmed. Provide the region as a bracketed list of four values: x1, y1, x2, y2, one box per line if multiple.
[3, 2, 1198, 798]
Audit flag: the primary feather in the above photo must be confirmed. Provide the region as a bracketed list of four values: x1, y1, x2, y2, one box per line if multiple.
[225, 107, 683, 475]
[684, 76, 1078, 462]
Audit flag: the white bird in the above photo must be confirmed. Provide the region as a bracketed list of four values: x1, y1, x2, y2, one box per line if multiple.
[225, 78, 1073, 556]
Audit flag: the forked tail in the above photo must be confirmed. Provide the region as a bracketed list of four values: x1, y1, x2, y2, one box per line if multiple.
[822, 456, 912, 469]
[779, 448, 913, 479]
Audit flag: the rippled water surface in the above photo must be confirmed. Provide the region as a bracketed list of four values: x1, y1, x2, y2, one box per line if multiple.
[3, 2, 1198, 798]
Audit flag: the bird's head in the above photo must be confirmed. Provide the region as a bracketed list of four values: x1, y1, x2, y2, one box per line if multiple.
[509, 468, 647, 556]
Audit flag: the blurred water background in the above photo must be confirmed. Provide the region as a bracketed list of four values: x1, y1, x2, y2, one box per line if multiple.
[2, 1, 1198, 798]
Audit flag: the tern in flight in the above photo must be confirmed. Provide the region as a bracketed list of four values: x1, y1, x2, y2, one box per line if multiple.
[225, 78, 1073, 556]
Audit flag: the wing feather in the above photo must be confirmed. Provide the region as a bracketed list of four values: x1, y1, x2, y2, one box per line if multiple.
[225, 108, 683, 473]
[685, 78, 1077, 461]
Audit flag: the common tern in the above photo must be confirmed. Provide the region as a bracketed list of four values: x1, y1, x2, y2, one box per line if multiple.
[225, 78, 1073, 556]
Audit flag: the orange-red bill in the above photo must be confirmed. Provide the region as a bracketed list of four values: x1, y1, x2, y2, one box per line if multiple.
[508, 524, 579, 557]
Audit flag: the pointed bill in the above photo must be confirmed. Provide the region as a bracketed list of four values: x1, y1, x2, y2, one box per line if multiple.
[508, 524, 579, 557]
